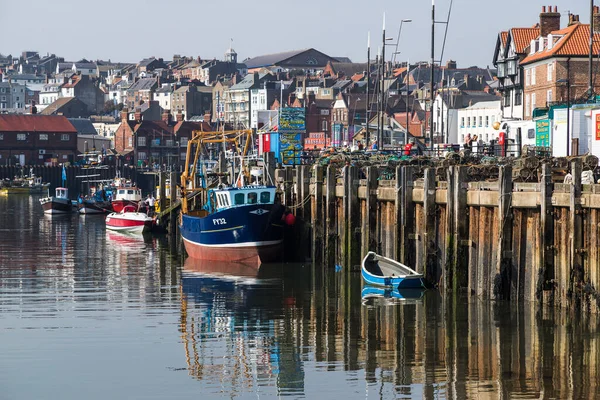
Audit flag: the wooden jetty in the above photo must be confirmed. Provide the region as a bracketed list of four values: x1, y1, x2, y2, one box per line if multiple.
[271, 158, 600, 313]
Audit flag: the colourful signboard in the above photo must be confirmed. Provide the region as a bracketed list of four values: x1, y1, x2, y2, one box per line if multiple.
[596, 113, 600, 140]
[535, 119, 550, 147]
[279, 108, 306, 133]
[280, 133, 303, 165]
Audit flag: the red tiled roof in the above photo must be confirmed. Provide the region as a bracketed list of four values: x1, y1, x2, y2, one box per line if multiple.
[500, 31, 509, 47]
[393, 67, 408, 77]
[511, 27, 540, 53]
[393, 113, 423, 137]
[0, 114, 77, 133]
[173, 121, 212, 134]
[521, 23, 600, 64]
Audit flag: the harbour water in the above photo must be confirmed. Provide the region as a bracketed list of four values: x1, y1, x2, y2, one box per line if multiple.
[1, 195, 600, 399]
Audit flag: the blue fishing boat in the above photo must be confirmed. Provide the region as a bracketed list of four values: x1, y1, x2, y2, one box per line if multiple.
[361, 251, 424, 288]
[179, 129, 285, 268]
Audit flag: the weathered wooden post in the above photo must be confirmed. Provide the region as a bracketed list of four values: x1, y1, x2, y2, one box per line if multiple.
[264, 151, 276, 185]
[366, 166, 379, 253]
[312, 165, 324, 265]
[453, 166, 469, 291]
[159, 172, 166, 212]
[539, 163, 554, 304]
[347, 165, 361, 270]
[570, 159, 583, 308]
[218, 151, 227, 175]
[395, 166, 402, 261]
[325, 165, 337, 267]
[423, 168, 438, 286]
[400, 166, 416, 268]
[444, 166, 456, 291]
[169, 171, 178, 235]
[342, 165, 350, 268]
[284, 167, 293, 207]
[300, 165, 311, 221]
[493, 165, 513, 301]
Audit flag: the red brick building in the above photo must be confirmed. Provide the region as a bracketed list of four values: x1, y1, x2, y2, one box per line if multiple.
[0, 114, 77, 165]
[521, 9, 600, 119]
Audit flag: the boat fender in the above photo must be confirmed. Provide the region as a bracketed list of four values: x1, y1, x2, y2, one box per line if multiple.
[284, 213, 296, 226]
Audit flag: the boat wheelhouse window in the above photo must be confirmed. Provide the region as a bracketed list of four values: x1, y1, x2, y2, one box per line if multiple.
[260, 191, 271, 203]
[234, 193, 245, 205]
[128, 190, 134, 194]
[247, 192, 257, 204]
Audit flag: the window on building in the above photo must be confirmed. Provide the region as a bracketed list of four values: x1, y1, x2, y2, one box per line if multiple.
[17, 134, 26, 141]
[479, 116, 483, 127]
[485, 116, 489, 127]
[137, 136, 146, 146]
[515, 90, 523, 106]
[180, 137, 188, 147]
[128, 137, 133, 147]
[138, 151, 147, 161]
[467, 117, 470, 127]
[0, 134, 4, 140]
[526, 70, 531, 86]
[504, 92, 510, 107]
[166, 139, 173, 147]
[531, 68, 536, 85]
[260, 192, 271, 203]
[61, 134, 69, 141]
[472, 118, 476, 127]
[247, 192, 257, 204]
[0, 96, 5, 101]
[180, 152, 187, 160]
[525, 95, 530, 116]
[547, 89, 553, 103]
[39, 134, 48, 140]
[461, 117, 465, 127]
[321, 120, 328, 131]
[532, 93, 536, 112]
[547, 63, 553, 81]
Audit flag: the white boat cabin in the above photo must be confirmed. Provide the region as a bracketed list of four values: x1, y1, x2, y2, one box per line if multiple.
[115, 187, 142, 201]
[211, 186, 277, 212]
[55, 187, 69, 199]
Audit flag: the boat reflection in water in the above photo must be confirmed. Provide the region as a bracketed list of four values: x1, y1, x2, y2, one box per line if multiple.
[106, 230, 154, 252]
[180, 257, 293, 395]
[361, 284, 426, 306]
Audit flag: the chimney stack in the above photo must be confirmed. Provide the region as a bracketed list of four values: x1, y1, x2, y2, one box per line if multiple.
[134, 108, 142, 122]
[594, 6, 600, 33]
[176, 112, 184, 122]
[540, 5, 561, 36]
[120, 108, 128, 122]
[162, 111, 171, 125]
[568, 14, 580, 26]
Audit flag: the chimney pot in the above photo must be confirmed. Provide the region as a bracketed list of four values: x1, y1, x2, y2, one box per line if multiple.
[542, 6, 546, 12]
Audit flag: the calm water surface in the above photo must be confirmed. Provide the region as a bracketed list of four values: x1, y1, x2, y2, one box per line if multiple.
[1, 195, 600, 399]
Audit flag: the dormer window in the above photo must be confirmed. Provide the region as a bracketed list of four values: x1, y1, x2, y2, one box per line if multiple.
[547, 34, 554, 50]
[530, 39, 537, 55]
[497, 62, 506, 78]
[538, 37, 546, 52]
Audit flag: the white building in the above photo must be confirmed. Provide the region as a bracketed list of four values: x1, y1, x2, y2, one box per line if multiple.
[457, 100, 502, 144]
[39, 83, 62, 108]
[153, 84, 173, 111]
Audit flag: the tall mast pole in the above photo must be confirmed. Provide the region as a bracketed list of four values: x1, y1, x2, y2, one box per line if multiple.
[590, 0, 594, 97]
[380, 12, 386, 148]
[430, 0, 436, 151]
[366, 32, 371, 148]
[376, 47, 381, 145]
[406, 58, 410, 146]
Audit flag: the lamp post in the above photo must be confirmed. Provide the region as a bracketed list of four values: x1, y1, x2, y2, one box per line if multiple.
[391, 19, 413, 67]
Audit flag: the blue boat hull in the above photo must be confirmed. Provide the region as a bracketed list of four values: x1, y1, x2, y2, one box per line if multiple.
[180, 203, 285, 265]
[361, 285, 425, 300]
[361, 269, 424, 288]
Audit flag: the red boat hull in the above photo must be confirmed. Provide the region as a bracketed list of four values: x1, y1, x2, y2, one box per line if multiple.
[182, 238, 282, 268]
[106, 213, 153, 234]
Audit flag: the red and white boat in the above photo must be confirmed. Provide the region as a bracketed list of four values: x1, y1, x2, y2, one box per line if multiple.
[111, 186, 142, 213]
[105, 205, 153, 234]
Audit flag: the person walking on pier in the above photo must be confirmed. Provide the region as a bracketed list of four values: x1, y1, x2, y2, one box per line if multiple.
[464, 134, 472, 150]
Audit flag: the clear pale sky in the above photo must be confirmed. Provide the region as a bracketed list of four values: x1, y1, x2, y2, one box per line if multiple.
[0, 0, 594, 68]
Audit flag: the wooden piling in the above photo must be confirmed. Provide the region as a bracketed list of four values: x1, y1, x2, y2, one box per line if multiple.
[284, 167, 293, 207]
[400, 166, 416, 269]
[494, 165, 513, 301]
[312, 165, 324, 265]
[453, 166, 469, 291]
[444, 166, 456, 291]
[423, 168, 438, 286]
[264, 151, 276, 185]
[169, 171, 178, 235]
[395, 166, 402, 262]
[159, 172, 166, 212]
[300, 165, 310, 221]
[347, 165, 360, 270]
[570, 159, 583, 308]
[325, 165, 337, 268]
[539, 163, 554, 303]
[366, 166, 379, 253]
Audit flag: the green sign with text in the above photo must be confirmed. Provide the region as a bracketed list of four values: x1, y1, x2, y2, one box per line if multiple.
[535, 119, 550, 147]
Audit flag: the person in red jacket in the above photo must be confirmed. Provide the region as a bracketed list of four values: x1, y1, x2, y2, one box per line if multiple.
[404, 140, 414, 156]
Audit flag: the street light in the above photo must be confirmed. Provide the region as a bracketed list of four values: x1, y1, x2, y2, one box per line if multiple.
[392, 19, 413, 66]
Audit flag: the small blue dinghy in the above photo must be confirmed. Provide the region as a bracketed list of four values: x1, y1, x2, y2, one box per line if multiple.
[361, 251, 424, 288]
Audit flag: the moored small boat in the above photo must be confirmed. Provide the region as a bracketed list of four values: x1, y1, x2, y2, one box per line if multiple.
[106, 205, 153, 234]
[361, 251, 424, 288]
[111, 186, 142, 213]
[1, 175, 50, 195]
[39, 187, 74, 214]
[77, 199, 113, 214]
